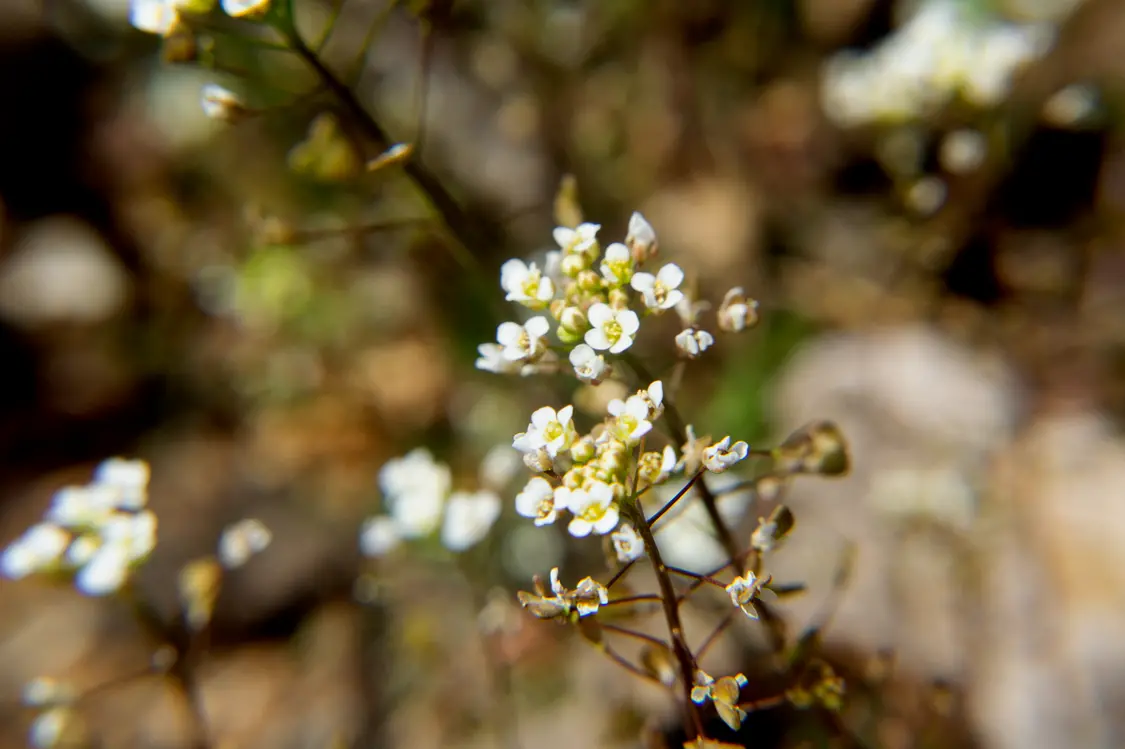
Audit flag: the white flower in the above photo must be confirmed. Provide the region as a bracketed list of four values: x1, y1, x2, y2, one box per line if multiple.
[702, 436, 749, 473]
[569, 343, 609, 384]
[560, 481, 619, 537]
[675, 328, 714, 358]
[93, 457, 150, 510]
[359, 516, 401, 557]
[76, 542, 130, 596]
[513, 405, 577, 459]
[626, 212, 657, 257]
[553, 223, 600, 255]
[584, 303, 640, 353]
[475, 343, 521, 374]
[656, 445, 677, 483]
[630, 263, 684, 311]
[200, 84, 245, 122]
[640, 380, 664, 419]
[611, 523, 644, 562]
[495, 317, 550, 362]
[500, 259, 555, 307]
[221, 0, 270, 18]
[47, 485, 118, 527]
[217, 518, 272, 569]
[29, 707, 70, 749]
[515, 477, 559, 526]
[599, 243, 634, 287]
[726, 570, 769, 619]
[129, 0, 178, 35]
[378, 449, 451, 537]
[717, 287, 758, 333]
[1, 524, 70, 579]
[606, 395, 652, 444]
[441, 490, 501, 551]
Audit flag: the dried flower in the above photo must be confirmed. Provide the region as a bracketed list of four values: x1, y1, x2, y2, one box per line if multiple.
[691, 670, 749, 730]
[725, 570, 770, 619]
[610, 523, 644, 562]
[675, 328, 715, 358]
[716, 287, 759, 332]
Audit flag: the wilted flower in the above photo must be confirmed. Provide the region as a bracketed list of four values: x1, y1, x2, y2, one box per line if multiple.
[725, 570, 770, 619]
[610, 523, 644, 562]
[630, 263, 685, 311]
[691, 670, 749, 730]
[559, 481, 619, 537]
[717, 287, 759, 332]
[500, 259, 555, 308]
[702, 436, 749, 473]
[515, 476, 560, 526]
[569, 343, 610, 384]
[675, 328, 714, 358]
[441, 490, 501, 551]
[495, 317, 551, 362]
[585, 303, 640, 353]
[517, 567, 607, 620]
[572, 576, 610, 617]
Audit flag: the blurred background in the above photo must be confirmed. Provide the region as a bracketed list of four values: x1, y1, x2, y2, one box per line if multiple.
[1, 0, 1124, 747]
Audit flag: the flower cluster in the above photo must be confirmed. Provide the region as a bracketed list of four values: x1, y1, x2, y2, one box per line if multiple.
[821, 0, 1058, 127]
[359, 448, 502, 556]
[129, 0, 271, 37]
[512, 381, 682, 539]
[0, 459, 157, 597]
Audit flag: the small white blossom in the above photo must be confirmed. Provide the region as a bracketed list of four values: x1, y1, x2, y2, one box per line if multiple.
[129, 0, 178, 35]
[717, 287, 759, 333]
[630, 263, 685, 311]
[441, 490, 501, 551]
[560, 481, 619, 537]
[500, 259, 555, 307]
[22, 678, 74, 708]
[1, 524, 70, 579]
[726, 570, 769, 619]
[29, 707, 70, 749]
[606, 395, 653, 445]
[515, 477, 559, 526]
[569, 343, 609, 384]
[656, 444, 677, 483]
[639, 380, 664, 419]
[359, 516, 401, 557]
[76, 543, 130, 596]
[584, 303, 640, 353]
[599, 243, 634, 287]
[675, 328, 714, 358]
[495, 316, 551, 362]
[475, 343, 521, 374]
[217, 518, 272, 569]
[378, 448, 451, 538]
[553, 222, 600, 255]
[626, 212, 657, 257]
[93, 457, 150, 510]
[611, 523, 644, 562]
[513, 405, 577, 459]
[702, 436, 750, 473]
[221, 0, 270, 18]
[200, 84, 245, 122]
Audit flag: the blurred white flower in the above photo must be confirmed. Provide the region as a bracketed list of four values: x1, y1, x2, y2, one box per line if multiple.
[359, 516, 401, 557]
[0, 524, 70, 579]
[702, 436, 749, 473]
[441, 490, 501, 551]
[378, 448, 450, 537]
[569, 343, 609, 384]
[92, 457, 150, 510]
[221, 0, 270, 18]
[217, 518, 272, 569]
[76, 543, 130, 597]
[479, 445, 523, 492]
[515, 476, 559, 526]
[496, 316, 550, 362]
[611, 523, 644, 562]
[631, 263, 685, 311]
[717, 287, 758, 333]
[675, 328, 714, 358]
[560, 481, 619, 537]
[584, 303, 639, 353]
[500, 259, 555, 308]
[129, 0, 178, 35]
[200, 84, 246, 122]
[29, 707, 70, 749]
[939, 129, 987, 174]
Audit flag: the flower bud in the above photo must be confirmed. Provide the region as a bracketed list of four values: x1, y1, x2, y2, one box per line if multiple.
[626, 212, 658, 261]
[575, 270, 601, 293]
[774, 421, 850, 476]
[607, 287, 631, 309]
[569, 435, 596, 464]
[717, 287, 760, 333]
[560, 253, 586, 278]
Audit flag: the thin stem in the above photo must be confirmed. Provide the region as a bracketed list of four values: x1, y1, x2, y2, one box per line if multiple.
[627, 501, 703, 739]
[603, 645, 668, 688]
[604, 559, 636, 590]
[695, 610, 737, 660]
[647, 469, 703, 525]
[665, 566, 725, 588]
[288, 217, 433, 243]
[738, 694, 787, 712]
[602, 623, 671, 650]
[603, 593, 662, 607]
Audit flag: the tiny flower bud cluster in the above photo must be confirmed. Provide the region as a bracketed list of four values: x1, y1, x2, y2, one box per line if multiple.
[359, 448, 501, 556]
[0, 459, 157, 597]
[512, 382, 680, 539]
